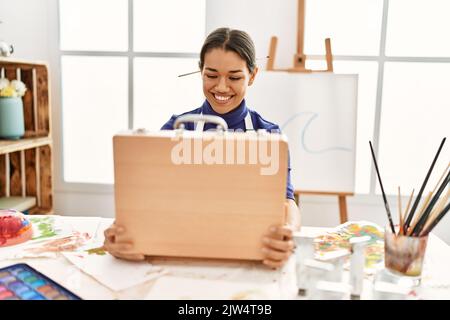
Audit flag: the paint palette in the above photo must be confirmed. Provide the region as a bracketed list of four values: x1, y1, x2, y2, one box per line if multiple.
[0, 263, 81, 300]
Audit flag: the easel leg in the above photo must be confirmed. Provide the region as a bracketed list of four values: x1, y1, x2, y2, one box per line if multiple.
[338, 195, 349, 223]
[266, 36, 278, 71]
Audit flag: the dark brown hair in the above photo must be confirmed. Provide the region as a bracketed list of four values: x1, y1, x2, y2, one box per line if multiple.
[199, 28, 256, 73]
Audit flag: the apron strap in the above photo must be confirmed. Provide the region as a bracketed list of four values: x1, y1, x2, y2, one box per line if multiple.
[244, 112, 254, 131]
[195, 111, 254, 131]
[195, 121, 205, 132]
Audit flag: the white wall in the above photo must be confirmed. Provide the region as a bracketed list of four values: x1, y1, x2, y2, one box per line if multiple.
[1, 0, 448, 245]
[0, 0, 51, 61]
[206, 0, 298, 69]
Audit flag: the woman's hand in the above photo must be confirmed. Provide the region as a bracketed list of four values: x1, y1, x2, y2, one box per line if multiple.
[103, 223, 146, 261]
[261, 225, 295, 269]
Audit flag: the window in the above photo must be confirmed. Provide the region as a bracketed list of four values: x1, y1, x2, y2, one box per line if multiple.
[58, 0, 449, 195]
[59, 0, 206, 184]
[305, 0, 450, 195]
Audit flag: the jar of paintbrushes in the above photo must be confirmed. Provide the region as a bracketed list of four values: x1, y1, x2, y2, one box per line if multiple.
[369, 138, 450, 284]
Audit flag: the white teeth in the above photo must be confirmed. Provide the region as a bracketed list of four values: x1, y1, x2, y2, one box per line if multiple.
[214, 94, 231, 101]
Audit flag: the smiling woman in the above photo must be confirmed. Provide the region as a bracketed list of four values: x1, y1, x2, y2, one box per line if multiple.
[202, 48, 256, 114]
[103, 28, 302, 269]
[199, 28, 258, 114]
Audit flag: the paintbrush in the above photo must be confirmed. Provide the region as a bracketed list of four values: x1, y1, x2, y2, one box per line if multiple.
[407, 191, 433, 236]
[422, 188, 450, 233]
[369, 141, 395, 234]
[414, 163, 450, 234]
[403, 137, 447, 232]
[178, 70, 201, 77]
[401, 189, 415, 235]
[178, 56, 270, 77]
[398, 186, 403, 236]
[411, 168, 450, 236]
[420, 201, 450, 236]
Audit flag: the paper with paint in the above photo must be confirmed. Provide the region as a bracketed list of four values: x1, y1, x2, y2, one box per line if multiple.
[145, 276, 281, 300]
[314, 221, 385, 273]
[28, 215, 74, 242]
[62, 250, 165, 292]
[0, 216, 101, 259]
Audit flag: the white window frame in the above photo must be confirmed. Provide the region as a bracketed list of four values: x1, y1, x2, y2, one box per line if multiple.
[51, 0, 449, 202]
[307, 0, 450, 196]
[53, 0, 205, 194]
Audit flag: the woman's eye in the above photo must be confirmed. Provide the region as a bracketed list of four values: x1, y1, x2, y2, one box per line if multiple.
[229, 77, 242, 81]
[206, 75, 217, 79]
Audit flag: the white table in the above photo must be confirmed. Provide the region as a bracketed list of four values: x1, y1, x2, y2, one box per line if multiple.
[1, 216, 449, 300]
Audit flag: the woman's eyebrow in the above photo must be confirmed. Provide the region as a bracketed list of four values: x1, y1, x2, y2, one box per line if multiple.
[204, 67, 243, 74]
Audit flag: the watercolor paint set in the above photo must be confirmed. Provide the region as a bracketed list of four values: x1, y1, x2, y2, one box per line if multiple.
[0, 263, 81, 300]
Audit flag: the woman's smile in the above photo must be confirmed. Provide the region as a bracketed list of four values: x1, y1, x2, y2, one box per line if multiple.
[212, 93, 234, 105]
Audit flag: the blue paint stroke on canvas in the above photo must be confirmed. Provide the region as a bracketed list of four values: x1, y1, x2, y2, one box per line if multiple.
[280, 112, 353, 154]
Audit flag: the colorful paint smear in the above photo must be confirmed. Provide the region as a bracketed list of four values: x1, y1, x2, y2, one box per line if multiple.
[23, 232, 91, 254]
[315, 221, 385, 273]
[29, 216, 58, 240]
[86, 246, 107, 256]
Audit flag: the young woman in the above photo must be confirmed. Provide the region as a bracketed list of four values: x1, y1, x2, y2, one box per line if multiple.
[104, 28, 301, 269]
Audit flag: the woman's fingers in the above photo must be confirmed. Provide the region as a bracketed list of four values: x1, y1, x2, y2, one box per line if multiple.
[111, 251, 146, 261]
[268, 225, 293, 240]
[104, 225, 125, 241]
[108, 242, 134, 252]
[104, 240, 145, 260]
[103, 224, 146, 261]
[263, 236, 294, 252]
[262, 247, 291, 261]
[262, 258, 285, 269]
[260, 224, 296, 269]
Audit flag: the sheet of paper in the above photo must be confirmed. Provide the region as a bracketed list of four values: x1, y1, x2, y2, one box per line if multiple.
[62, 250, 166, 292]
[63, 216, 103, 239]
[28, 215, 74, 242]
[145, 276, 281, 300]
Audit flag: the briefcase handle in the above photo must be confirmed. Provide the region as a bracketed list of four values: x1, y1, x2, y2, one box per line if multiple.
[173, 114, 228, 131]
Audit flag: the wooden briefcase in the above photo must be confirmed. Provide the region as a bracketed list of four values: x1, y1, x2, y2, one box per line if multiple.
[113, 115, 288, 260]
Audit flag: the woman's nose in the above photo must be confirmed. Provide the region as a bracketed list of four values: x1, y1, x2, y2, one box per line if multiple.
[215, 77, 229, 92]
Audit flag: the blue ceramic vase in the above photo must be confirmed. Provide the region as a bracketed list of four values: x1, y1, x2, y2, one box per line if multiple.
[0, 97, 25, 140]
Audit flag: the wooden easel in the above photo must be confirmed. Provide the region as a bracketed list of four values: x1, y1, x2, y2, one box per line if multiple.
[294, 191, 353, 224]
[267, 0, 352, 223]
[266, 0, 334, 73]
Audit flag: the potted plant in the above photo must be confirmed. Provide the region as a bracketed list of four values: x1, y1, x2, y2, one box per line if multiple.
[0, 77, 27, 139]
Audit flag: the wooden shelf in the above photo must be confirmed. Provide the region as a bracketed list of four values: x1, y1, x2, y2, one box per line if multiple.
[0, 196, 36, 212]
[27, 207, 54, 215]
[0, 59, 53, 215]
[0, 137, 52, 155]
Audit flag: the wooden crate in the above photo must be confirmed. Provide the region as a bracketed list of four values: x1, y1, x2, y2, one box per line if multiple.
[0, 59, 53, 214]
[0, 59, 51, 137]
